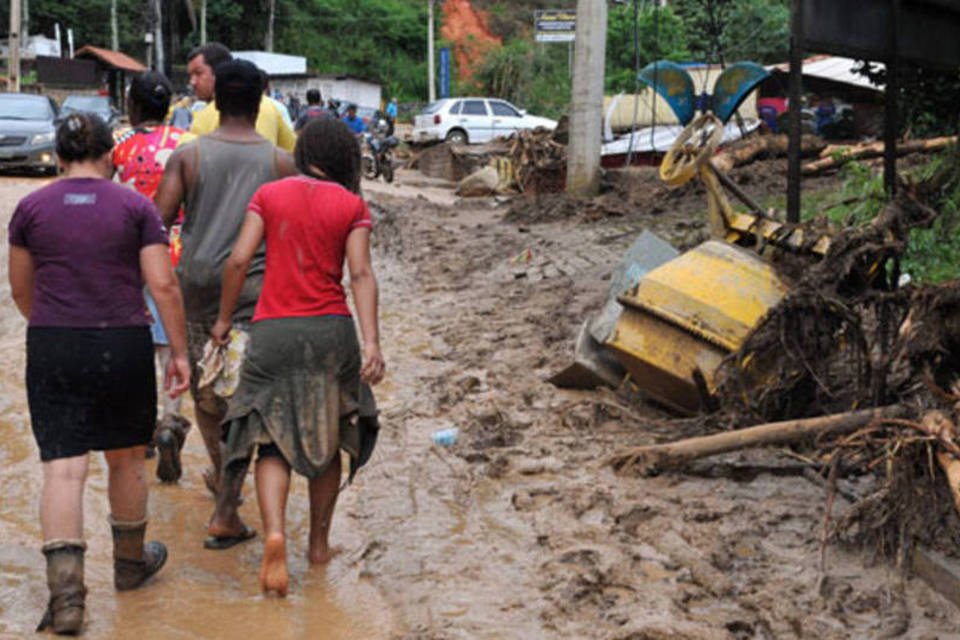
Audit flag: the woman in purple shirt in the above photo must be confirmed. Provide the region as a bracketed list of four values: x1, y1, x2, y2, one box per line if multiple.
[7, 113, 190, 635]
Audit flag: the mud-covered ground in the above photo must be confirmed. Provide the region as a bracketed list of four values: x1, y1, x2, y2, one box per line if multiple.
[358, 168, 960, 639]
[2, 167, 960, 639]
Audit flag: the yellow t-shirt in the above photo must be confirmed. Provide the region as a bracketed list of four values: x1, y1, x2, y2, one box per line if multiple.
[190, 95, 295, 152]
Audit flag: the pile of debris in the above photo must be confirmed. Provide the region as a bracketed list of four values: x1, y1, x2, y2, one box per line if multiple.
[607, 156, 960, 562]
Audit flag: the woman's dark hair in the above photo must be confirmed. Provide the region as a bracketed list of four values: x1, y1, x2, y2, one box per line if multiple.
[129, 71, 173, 122]
[295, 117, 361, 193]
[56, 113, 114, 162]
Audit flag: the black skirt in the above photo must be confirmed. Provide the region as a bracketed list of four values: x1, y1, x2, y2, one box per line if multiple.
[26, 326, 156, 461]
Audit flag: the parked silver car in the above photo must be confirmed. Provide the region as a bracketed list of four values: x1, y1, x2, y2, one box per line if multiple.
[0, 93, 59, 175]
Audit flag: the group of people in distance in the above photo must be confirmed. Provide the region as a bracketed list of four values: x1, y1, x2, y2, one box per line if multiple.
[8, 42, 385, 635]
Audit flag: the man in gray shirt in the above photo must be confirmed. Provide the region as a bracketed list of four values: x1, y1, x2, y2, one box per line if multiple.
[155, 59, 297, 549]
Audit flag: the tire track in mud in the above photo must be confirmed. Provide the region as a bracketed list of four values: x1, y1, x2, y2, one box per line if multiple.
[357, 187, 960, 639]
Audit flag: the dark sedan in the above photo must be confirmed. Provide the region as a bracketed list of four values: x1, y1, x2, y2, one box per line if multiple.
[0, 93, 59, 175]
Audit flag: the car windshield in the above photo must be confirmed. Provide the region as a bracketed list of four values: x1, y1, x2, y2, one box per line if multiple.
[420, 100, 448, 115]
[62, 96, 110, 115]
[0, 95, 53, 121]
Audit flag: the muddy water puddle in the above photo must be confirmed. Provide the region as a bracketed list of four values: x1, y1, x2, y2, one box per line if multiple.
[0, 402, 395, 639]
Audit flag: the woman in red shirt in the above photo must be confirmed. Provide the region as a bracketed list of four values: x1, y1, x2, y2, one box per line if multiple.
[211, 117, 384, 596]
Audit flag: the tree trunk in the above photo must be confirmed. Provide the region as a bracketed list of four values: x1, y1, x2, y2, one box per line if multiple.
[111, 0, 118, 50]
[265, 0, 275, 52]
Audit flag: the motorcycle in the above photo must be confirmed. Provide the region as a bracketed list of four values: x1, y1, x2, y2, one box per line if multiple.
[361, 120, 399, 183]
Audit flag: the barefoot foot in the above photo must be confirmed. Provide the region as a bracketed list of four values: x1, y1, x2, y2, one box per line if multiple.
[260, 533, 289, 596]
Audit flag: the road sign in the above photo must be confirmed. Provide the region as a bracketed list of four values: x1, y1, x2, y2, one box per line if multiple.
[534, 9, 576, 43]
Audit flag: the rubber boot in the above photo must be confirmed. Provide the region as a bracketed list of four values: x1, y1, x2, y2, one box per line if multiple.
[109, 518, 167, 591]
[154, 415, 191, 482]
[37, 540, 86, 635]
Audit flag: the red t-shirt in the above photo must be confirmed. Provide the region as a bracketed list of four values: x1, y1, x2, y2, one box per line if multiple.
[248, 176, 372, 321]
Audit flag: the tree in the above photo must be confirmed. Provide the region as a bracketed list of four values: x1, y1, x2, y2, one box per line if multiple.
[672, 0, 789, 64]
[606, 3, 690, 93]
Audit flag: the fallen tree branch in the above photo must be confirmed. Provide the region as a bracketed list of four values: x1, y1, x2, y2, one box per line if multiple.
[607, 406, 907, 476]
[711, 133, 826, 173]
[802, 136, 957, 175]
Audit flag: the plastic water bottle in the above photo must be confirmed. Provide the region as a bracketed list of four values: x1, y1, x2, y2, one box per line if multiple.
[432, 427, 459, 446]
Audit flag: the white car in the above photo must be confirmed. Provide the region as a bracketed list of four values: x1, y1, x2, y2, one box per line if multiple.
[413, 98, 557, 145]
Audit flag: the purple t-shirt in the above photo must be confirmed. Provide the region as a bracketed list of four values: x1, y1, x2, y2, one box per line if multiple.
[8, 177, 169, 328]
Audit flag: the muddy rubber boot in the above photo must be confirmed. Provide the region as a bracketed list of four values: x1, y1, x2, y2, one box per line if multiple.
[37, 540, 86, 635]
[109, 518, 167, 591]
[155, 415, 190, 483]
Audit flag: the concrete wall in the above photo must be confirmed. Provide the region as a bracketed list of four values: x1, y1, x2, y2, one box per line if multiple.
[272, 76, 382, 110]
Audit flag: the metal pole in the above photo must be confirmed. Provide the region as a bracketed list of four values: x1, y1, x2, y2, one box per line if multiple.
[8, 0, 21, 92]
[566, 0, 608, 197]
[884, 0, 901, 196]
[427, 0, 436, 102]
[786, 0, 803, 223]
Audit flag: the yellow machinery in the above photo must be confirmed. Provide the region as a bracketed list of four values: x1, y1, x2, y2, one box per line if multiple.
[605, 113, 832, 414]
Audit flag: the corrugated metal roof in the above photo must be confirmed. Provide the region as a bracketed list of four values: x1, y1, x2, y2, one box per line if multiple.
[770, 55, 885, 92]
[74, 45, 146, 73]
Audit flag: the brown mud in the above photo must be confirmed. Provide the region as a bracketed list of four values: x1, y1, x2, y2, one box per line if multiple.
[359, 170, 960, 638]
[1, 169, 959, 638]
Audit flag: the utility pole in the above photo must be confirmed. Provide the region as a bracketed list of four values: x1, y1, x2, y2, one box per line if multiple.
[566, 0, 607, 197]
[427, 0, 437, 102]
[22, 0, 27, 52]
[8, 0, 21, 92]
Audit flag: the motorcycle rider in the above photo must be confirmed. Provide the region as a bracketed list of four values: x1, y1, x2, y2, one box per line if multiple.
[342, 104, 367, 135]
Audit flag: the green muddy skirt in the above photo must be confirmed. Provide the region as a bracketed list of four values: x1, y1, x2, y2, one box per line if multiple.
[221, 315, 368, 479]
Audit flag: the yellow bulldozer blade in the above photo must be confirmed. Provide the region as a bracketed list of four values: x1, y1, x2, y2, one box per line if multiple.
[605, 240, 789, 414]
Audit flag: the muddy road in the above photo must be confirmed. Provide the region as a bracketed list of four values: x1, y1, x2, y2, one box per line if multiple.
[2, 171, 960, 639]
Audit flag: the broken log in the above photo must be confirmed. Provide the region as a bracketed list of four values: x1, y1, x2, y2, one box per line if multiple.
[608, 406, 907, 476]
[711, 133, 826, 173]
[802, 136, 957, 175]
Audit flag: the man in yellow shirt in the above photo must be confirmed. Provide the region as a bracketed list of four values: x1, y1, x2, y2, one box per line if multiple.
[187, 43, 296, 152]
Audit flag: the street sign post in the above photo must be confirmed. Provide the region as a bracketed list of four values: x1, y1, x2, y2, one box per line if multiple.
[534, 9, 577, 44]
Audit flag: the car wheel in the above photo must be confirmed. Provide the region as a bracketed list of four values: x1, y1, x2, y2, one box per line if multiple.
[445, 129, 468, 145]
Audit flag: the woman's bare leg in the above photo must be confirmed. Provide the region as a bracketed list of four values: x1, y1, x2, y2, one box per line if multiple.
[307, 453, 341, 564]
[40, 455, 89, 541]
[255, 456, 290, 596]
[104, 446, 148, 522]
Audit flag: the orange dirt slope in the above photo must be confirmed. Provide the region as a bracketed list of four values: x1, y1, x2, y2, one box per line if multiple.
[441, 0, 502, 83]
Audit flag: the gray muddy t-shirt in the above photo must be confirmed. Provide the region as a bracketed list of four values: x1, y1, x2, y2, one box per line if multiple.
[178, 136, 277, 323]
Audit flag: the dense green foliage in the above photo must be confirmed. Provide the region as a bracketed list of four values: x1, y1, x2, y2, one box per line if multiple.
[788, 155, 960, 284]
[606, 5, 690, 93]
[671, 0, 789, 64]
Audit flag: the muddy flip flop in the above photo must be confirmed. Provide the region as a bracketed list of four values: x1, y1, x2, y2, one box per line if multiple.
[203, 527, 256, 550]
